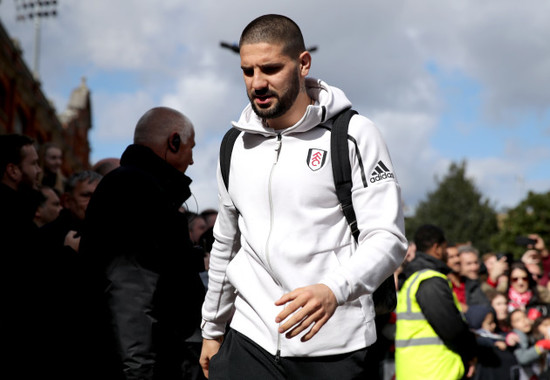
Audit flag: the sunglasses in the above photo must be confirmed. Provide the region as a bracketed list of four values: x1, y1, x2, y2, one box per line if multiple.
[511, 276, 528, 283]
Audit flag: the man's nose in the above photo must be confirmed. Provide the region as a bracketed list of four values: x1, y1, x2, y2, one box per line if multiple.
[251, 72, 268, 91]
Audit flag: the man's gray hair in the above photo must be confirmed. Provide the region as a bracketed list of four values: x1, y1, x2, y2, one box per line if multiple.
[458, 245, 480, 257]
[65, 170, 102, 194]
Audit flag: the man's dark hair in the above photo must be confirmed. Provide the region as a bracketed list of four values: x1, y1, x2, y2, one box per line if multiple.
[0, 134, 35, 177]
[37, 185, 51, 207]
[414, 224, 446, 253]
[200, 208, 218, 218]
[240, 14, 306, 59]
[64, 170, 103, 194]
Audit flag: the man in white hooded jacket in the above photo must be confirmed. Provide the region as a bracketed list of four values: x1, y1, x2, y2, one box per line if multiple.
[200, 14, 408, 379]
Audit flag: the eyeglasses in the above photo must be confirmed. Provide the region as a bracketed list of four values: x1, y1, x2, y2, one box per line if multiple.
[511, 276, 528, 283]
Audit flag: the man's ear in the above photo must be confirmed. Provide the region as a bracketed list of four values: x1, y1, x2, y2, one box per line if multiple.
[167, 132, 181, 153]
[298, 51, 311, 76]
[34, 206, 42, 221]
[5, 162, 21, 181]
[427, 242, 441, 259]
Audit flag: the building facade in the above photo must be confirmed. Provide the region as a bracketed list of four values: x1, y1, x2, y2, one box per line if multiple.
[0, 19, 91, 175]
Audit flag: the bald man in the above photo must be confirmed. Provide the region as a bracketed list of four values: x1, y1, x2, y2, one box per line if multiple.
[80, 107, 206, 380]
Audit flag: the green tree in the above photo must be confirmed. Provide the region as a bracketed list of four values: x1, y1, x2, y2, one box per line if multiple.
[490, 190, 550, 258]
[405, 161, 498, 252]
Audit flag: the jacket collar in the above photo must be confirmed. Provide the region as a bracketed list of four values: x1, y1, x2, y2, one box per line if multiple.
[231, 78, 353, 137]
[404, 251, 451, 279]
[120, 144, 192, 208]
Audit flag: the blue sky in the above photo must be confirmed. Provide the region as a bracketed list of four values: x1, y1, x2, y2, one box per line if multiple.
[1, 0, 549, 215]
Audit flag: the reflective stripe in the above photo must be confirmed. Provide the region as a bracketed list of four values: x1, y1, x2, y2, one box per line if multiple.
[401, 269, 431, 321]
[396, 312, 425, 320]
[406, 269, 430, 313]
[395, 336, 444, 348]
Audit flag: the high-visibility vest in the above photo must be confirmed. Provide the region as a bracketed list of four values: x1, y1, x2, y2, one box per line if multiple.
[395, 269, 465, 380]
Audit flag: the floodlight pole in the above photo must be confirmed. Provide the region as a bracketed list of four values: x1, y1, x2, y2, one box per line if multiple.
[33, 15, 41, 78]
[14, 0, 58, 79]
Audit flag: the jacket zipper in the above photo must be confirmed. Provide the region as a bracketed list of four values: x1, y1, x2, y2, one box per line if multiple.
[265, 134, 283, 363]
[265, 134, 282, 272]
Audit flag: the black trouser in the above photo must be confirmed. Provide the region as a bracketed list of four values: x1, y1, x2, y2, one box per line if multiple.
[209, 329, 370, 380]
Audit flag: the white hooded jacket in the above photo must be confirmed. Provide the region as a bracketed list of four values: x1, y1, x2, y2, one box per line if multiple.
[201, 78, 407, 357]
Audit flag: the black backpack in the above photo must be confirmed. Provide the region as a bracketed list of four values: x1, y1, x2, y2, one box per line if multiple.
[219, 108, 397, 315]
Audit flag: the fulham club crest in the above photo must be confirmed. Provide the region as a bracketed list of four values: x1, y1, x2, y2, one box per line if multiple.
[307, 148, 327, 171]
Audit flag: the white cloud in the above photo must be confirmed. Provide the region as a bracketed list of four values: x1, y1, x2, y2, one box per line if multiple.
[1, 0, 549, 216]
[93, 90, 156, 141]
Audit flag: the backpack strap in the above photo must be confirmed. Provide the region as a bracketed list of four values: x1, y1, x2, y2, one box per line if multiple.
[330, 108, 359, 242]
[331, 109, 397, 315]
[219, 128, 242, 190]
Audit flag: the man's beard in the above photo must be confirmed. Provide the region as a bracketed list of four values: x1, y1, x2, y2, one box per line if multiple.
[248, 69, 301, 120]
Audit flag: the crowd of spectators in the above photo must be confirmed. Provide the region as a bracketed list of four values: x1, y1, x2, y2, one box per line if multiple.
[388, 230, 550, 380]
[2, 132, 549, 379]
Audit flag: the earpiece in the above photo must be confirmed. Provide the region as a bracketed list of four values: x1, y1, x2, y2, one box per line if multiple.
[169, 134, 181, 153]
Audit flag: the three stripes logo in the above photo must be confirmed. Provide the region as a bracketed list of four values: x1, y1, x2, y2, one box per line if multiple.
[370, 160, 394, 183]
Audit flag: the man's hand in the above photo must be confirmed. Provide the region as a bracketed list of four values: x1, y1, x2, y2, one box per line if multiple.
[64, 230, 80, 252]
[200, 337, 223, 379]
[274, 284, 337, 342]
[466, 357, 477, 378]
[489, 256, 509, 282]
[530, 234, 548, 258]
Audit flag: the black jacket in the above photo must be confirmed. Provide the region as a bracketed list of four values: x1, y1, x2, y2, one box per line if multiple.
[464, 276, 490, 306]
[402, 251, 478, 364]
[80, 145, 206, 380]
[0, 183, 47, 378]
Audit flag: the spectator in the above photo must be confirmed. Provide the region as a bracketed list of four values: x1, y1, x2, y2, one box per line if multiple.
[33, 185, 62, 227]
[92, 157, 120, 176]
[508, 309, 550, 379]
[396, 242, 416, 291]
[189, 213, 208, 245]
[200, 208, 218, 229]
[39, 142, 66, 194]
[507, 261, 542, 312]
[486, 289, 512, 334]
[395, 224, 477, 380]
[79, 106, 206, 379]
[465, 305, 507, 350]
[197, 226, 214, 289]
[459, 245, 482, 280]
[446, 243, 490, 313]
[531, 316, 550, 378]
[40, 170, 102, 254]
[0, 134, 42, 227]
[527, 234, 550, 288]
[465, 304, 518, 380]
[482, 252, 510, 294]
[522, 250, 550, 305]
[0, 134, 45, 377]
[34, 171, 102, 379]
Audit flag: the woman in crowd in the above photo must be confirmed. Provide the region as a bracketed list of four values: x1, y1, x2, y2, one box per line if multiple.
[507, 261, 542, 312]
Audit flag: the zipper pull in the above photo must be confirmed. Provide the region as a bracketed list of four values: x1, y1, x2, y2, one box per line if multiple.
[273, 135, 282, 163]
[275, 349, 281, 363]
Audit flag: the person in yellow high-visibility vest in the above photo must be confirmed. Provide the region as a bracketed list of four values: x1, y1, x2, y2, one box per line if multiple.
[395, 224, 477, 380]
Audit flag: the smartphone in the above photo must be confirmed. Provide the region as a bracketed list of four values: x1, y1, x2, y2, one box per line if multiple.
[515, 236, 537, 247]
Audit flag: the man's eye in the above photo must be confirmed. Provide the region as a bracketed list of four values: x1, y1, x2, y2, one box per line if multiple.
[262, 67, 279, 75]
[242, 68, 253, 77]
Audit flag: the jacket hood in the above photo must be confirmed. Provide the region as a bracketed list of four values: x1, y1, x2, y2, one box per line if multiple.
[232, 77, 352, 136]
[465, 304, 495, 330]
